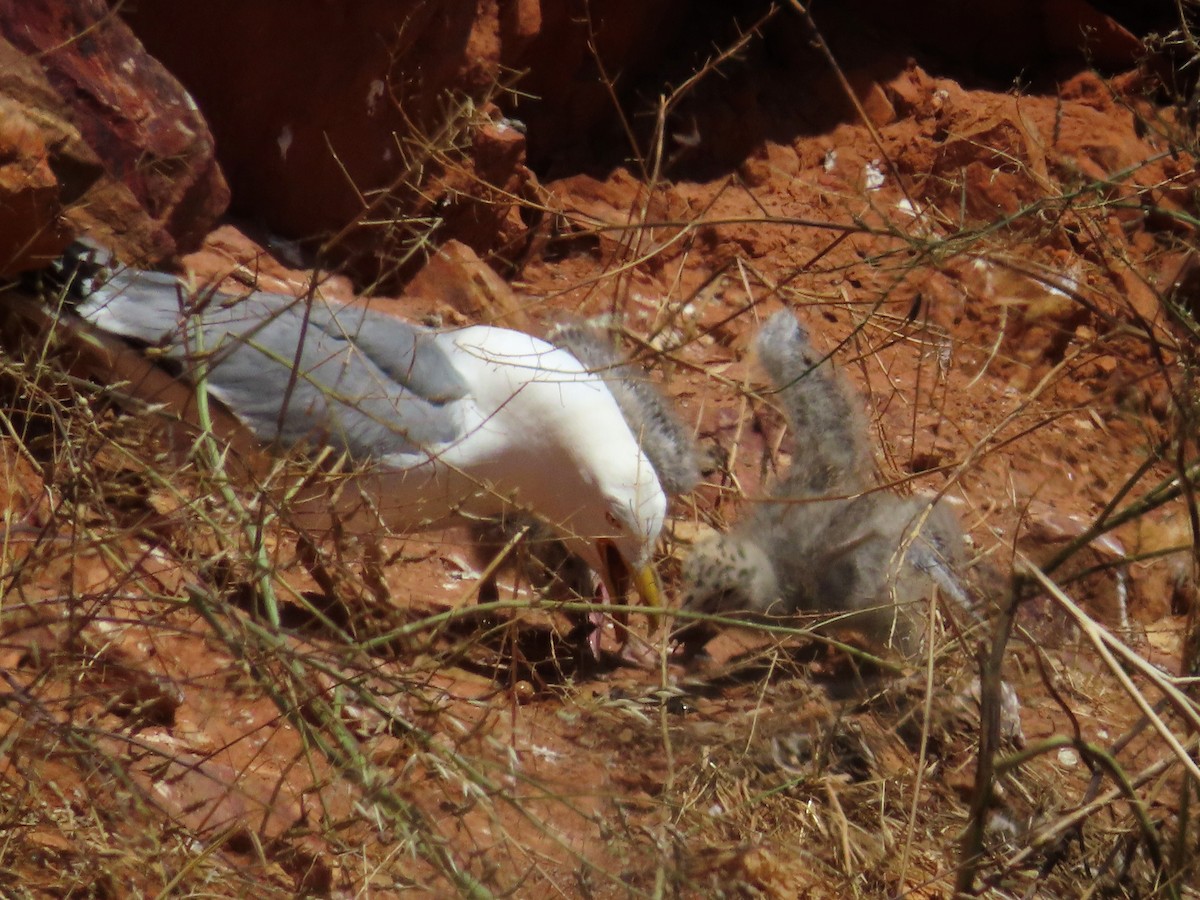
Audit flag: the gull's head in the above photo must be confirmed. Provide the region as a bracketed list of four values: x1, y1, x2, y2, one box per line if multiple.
[556, 435, 668, 610]
[443, 326, 669, 607]
[520, 373, 668, 610]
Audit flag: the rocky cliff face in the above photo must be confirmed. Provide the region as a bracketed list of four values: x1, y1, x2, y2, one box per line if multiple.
[0, 1, 1169, 273]
[0, 0, 228, 266]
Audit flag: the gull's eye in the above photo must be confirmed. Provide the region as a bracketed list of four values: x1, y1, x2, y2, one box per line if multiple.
[605, 510, 622, 530]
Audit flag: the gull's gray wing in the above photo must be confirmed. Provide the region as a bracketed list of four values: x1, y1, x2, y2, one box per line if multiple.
[306, 303, 466, 404]
[71, 260, 470, 461]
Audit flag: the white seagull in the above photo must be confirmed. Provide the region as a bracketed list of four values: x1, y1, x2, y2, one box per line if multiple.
[52, 245, 667, 612]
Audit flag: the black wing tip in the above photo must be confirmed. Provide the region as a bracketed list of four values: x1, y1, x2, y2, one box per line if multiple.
[22, 237, 118, 302]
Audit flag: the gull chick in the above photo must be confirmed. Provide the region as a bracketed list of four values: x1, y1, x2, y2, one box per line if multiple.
[681, 311, 970, 657]
[549, 320, 701, 497]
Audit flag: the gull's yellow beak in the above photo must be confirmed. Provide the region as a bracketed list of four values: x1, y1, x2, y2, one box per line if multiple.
[592, 542, 664, 658]
[633, 562, 662, 608]
[598, 540, 661, 609]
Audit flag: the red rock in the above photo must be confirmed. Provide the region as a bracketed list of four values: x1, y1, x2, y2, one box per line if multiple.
[180, 224, 357, 302]
[504, 1, 688, 163]
[545, 169, 688, 261]
[434, 119, 535, 266]
[116, 2, 707, 281]
[121, 2, 532, 283]
[504, 0, 543, 45]
[932, 111, 1051, 222]
[0, 37, 100, 273]
[740, 143, 801, 189]
[885, 62, 939, 118]
[130, 752, 301, 840]
[819, 0, 1143, 73]
[0, 0, 229, 261]
[846, 71, 897, 128]
[0, 98, 77, 275]
[1044, 0, 1143, 68]
[404, 239, 528, 328]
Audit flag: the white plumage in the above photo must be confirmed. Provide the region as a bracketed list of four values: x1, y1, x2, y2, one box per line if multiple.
[61, 246, 667, 607]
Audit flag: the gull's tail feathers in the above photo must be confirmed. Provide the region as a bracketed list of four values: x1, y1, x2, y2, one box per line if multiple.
[31, 239, 201, 347]
[4, 254, 263, 464]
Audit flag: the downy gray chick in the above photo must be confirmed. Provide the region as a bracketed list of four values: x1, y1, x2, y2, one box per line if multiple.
[681, 311, 970, 658]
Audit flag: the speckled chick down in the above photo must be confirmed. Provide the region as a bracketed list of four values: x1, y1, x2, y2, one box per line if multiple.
[548, 320, 701, 497]
[682, 311, 971, 657]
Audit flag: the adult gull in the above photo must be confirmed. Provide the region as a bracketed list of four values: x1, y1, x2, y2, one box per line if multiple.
[467, 319, 701, 656]
[51, 245, 668, 614]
